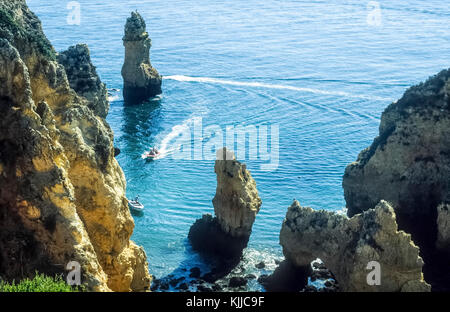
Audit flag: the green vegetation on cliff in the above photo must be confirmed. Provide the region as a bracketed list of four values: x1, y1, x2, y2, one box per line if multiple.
[0, 7, 56, 60]
[0, 273, 82, 292]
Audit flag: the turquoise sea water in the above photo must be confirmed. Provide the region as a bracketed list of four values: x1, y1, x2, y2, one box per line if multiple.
[28, 0, 450, 287]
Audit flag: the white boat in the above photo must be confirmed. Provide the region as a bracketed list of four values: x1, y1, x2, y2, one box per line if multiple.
[128, 197, 144, 213]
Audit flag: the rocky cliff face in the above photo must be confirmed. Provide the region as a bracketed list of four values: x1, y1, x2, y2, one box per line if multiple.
[436, 203, 450, 253]
[342, 69, 450, 289]
[121, 11, 162, 104]
[213, 148, 262, 238]
[0, 0, 150, 291]
[57, 44, 109, 118]
[189, 148, 261, 262]
[280, 200, 430, 292]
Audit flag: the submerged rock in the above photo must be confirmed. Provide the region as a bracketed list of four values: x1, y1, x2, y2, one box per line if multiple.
[229, 276, 247, 288]
[189, 267, 201, 278]
[188, 148, 262, 263]
[57, 44, 109, 118]
[188, 214, 251, 263]
[0, 1, 150, 291]
[121, 11, 162, 104]
[258, 260, 310, 292]
[280, 200, 430, 292]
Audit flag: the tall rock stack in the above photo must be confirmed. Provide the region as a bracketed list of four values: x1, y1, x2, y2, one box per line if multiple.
[188, 148, 262, 263]
[213, 148, 262, 238]
[121, 11, 162, 104]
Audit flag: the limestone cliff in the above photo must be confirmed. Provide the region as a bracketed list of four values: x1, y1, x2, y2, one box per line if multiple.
[280, 200, 430, 292]
[213, 148, 262, 238]
[0, 0, 150, 291]
[342, 69, 450, 289]
[57, 44, 109, 118]
[121, 11, 162, 104]
[189, 148, 262, 261]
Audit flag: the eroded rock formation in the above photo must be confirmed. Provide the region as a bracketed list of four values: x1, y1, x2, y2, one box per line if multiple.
[121, 11, 162, 104]
[280, 200, 430, 292]
[189, 148, 262, 262]
[57, 44, 109, 118]
[342, 69, 450, 290]
[436, 203, 450, 253]
[0, 0, 150, 291]
[213, 148, 262, 238]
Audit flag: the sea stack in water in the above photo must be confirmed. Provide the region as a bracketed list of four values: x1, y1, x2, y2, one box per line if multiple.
[279, 200, 430, 292]
[121, 11, 162, 104]
[188, 148, 262, 262]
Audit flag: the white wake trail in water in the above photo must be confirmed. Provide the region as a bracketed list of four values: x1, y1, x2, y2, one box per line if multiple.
[142, 116, 203, 160]
[164, 75, 390, 101]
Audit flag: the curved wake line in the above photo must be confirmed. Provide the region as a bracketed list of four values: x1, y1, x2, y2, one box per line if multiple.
[142, 115, 204, 160]
[164, 75, 391, 102]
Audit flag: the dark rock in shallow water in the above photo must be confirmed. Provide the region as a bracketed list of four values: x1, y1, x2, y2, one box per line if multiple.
[312, 260, 326, 270]
[311, 268, 332, 281]
[114, 147, 121, 157]
[159, 282, 169, 291]
[169, 277, 184, 287]
[150, 279, 160, 291]
[245, 274, 256, 280]
[197, 285, 213, 292]
[188, 214, 249, 264]
[259, 260, 310, 292]
[229, 276, 247, 288]
[177, 283, 189, 291]
[257, 274, 269, 284]
[302, 285, 318, 292]
[212, 283, 222, 291]
[201, 270, 224, 283]
[189, 267, 201, 278]
[255, 261, 266, 269]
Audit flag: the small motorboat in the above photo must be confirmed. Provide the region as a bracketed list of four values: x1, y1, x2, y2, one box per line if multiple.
[142, 147, 161, 161]
[128, 196, 144, 213]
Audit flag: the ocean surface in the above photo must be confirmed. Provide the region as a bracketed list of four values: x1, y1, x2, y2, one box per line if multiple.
[28, 0, 450, 290]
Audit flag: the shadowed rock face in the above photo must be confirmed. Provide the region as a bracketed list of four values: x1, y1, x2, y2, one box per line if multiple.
[0, 0, 150, 291]
[121, 11, 162, 104]
[58, 44, 109, 118]
[342, 69, 450, 290]
[258, 260, 310, 292]
[437, 204, 450, 252]
[189, 148, 261, 266]
[280, 200, 430, 292]
[213, 148, 262, 238]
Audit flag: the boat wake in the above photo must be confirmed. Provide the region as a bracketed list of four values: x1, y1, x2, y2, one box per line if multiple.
[142, 116, 202, 160]
[164, 75, 390, 101]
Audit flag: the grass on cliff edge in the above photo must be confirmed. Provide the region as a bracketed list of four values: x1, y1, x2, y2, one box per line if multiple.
[0, 272, 83, 292]
[0, 7, 56, 61]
